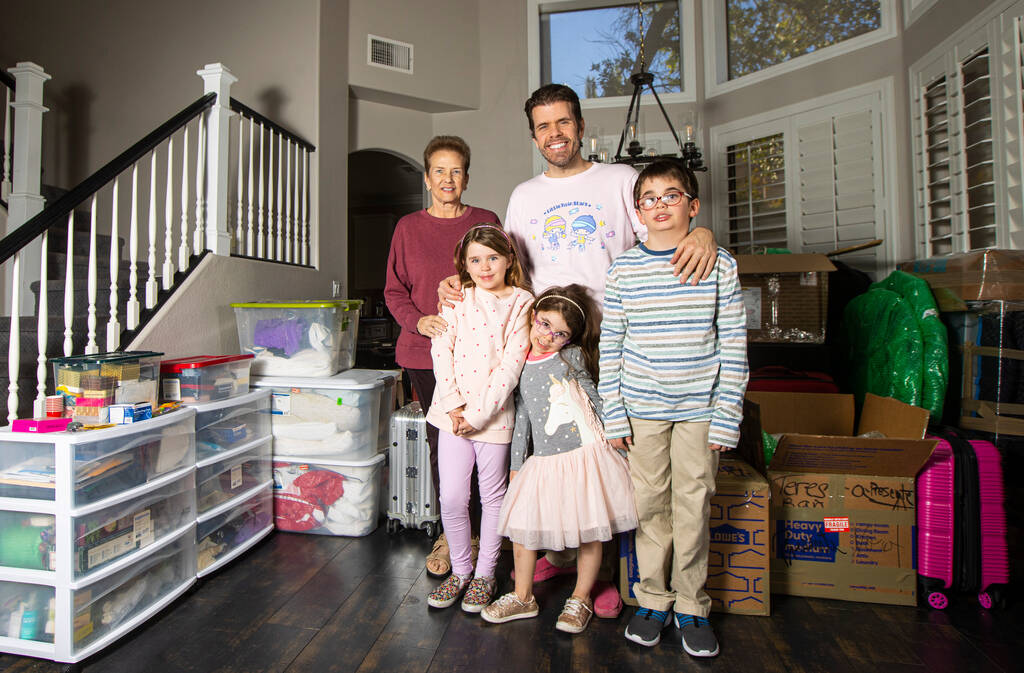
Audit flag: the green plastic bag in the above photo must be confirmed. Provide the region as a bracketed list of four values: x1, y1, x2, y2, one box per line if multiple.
[761, 430, 778, 467]
[870, 271, 948, 419]
[840, 288, 924, 411]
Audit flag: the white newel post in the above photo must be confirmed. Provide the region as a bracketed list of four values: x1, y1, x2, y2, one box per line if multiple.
[4, 62, 50, 315]
[197, 63, 236, 256]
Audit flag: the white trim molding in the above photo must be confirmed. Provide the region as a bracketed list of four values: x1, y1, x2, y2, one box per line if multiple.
[903, 0, 940, 28]
[703, 0, 899, 98]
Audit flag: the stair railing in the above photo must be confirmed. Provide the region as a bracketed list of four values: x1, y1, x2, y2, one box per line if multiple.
[0, 68, 14, 206]
[0, 63, 316, 423]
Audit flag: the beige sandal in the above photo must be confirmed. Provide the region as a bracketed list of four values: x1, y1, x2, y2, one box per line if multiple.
[426, 533, 451, 577]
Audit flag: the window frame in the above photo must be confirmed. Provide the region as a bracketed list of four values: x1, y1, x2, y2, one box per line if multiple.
[903, 0, 940, 28]
[703, 0, 898, 98]
[527, 0, 698, 109]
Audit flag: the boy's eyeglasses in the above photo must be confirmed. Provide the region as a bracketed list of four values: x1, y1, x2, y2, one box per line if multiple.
[636, 191, 692, 211]
[533, 317, 571, 343]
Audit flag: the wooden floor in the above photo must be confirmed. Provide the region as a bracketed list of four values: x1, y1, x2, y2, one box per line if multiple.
[1, 527, 1018, 673]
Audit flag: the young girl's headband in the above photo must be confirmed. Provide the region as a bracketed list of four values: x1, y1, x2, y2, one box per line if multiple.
[538, 294, 585, 319]
[457, 224, 513, 255]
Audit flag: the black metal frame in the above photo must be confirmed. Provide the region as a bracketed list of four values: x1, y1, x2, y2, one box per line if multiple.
[613, 71, 706, 172]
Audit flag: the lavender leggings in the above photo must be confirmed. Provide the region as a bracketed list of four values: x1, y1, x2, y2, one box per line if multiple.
[437, 430, 509, 577]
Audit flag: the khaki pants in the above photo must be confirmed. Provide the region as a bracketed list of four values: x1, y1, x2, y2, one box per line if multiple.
[628, 418, 717, 616]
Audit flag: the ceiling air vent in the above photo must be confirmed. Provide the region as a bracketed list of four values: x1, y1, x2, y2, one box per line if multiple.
[368, 34, 414, 74]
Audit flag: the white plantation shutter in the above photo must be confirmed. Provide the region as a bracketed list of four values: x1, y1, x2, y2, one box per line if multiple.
[958, 47, 997, 250]
[725, 133, 787, 253]
[996, 11, 1024, 249]
[918, 73, 955, 255]
[794, 105, 883, 270]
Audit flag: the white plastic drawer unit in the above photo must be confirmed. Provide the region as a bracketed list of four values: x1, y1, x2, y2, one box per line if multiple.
[252, 370, 384, 462]
[192, 389, 272, 463]
[196, 437, 272, 515]
[0, 472, 195, 579]
[196, 484, 273, 576]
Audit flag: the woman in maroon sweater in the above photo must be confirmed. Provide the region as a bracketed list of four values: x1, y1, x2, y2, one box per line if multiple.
[385, 135, 499, 576]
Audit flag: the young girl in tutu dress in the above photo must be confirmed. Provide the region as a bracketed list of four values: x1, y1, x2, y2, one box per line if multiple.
[481, 284, 637, 634]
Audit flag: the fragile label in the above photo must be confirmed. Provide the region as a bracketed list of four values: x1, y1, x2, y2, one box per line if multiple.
[741, 287, 762, 330]
[823, 517, 849, 532]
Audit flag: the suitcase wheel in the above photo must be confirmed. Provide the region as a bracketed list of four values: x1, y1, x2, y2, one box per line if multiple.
[926, 591, 949, 610]
[386, 518, 400, 534]
[424, 521, 438, 539]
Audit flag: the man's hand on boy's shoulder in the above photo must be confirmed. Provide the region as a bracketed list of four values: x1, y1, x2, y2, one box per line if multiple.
[671, 227, 716, 285]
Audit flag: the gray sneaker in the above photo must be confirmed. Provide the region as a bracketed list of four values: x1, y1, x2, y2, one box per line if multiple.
[675, 613, 719, 657]
[624, 607, 670, 647]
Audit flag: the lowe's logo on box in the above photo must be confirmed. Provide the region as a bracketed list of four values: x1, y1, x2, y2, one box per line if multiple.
[710, 524, 749, 545]
[777, 520, 839, 563]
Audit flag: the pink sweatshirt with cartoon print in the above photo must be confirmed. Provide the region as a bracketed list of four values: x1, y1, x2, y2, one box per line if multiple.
[427, 286, 534, 443]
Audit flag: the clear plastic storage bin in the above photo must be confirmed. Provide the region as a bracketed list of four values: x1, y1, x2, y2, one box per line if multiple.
[196, 437, 272, 515]
[272, 453, 384, 537]
[192, 390, 272, 462]
[51, 351, 163, 413]
[231, 300, 362, 377]
[159, 354, 254, 403]
[374, 371, 400, 452]
[196, 486, 273, 575]
[0, 581, 56, 643]
[252, 370, 383, 461]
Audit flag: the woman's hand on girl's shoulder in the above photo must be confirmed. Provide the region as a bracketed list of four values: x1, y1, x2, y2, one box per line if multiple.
[417, 314, 448, 338]
[437, 275, 463, 310]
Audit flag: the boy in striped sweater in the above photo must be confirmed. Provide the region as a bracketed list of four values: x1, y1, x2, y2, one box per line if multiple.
[598, 160, 748, 659]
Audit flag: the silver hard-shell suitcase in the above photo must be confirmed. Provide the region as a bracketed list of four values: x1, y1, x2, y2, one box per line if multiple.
[386, 402, 440, 536]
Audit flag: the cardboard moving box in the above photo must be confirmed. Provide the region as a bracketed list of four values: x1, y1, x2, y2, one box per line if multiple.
[619, 455, 770, 616]
[899, 249, 1024, 313]
[735, 254, 836, 344]
[742, 392, 935, 606]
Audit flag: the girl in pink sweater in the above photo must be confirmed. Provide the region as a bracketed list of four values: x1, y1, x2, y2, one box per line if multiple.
[426, 224, 533, 613]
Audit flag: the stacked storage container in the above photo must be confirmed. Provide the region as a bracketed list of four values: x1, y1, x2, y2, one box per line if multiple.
[161, 355, 274, 577]
[0, 409, 197, 664]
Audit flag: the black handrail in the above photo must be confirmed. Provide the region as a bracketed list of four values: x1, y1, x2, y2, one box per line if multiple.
[0, 92, 216, 266]
[0, 70, 14, 91]
[230, 98, 315, 152]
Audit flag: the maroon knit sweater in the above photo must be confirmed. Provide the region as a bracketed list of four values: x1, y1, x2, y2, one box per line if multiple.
[384, 206, 501, 369]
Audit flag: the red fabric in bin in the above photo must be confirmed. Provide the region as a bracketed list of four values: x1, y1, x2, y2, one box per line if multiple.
[292, 469, 346, 506]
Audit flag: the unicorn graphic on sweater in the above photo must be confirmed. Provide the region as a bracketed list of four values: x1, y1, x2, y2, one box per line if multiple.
[544, 374, 597, 445]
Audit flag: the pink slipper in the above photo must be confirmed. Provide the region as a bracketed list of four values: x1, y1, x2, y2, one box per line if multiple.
[592, 580, 623, 619]
[510, 555, 577, 582]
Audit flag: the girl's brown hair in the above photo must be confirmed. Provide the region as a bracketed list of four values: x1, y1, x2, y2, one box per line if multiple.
[454, 224, 529, 292]
[532, 284, 600, 382]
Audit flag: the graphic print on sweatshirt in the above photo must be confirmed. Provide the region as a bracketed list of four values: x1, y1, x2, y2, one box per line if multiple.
[532, 200, 616, 261]
[544, 375, 597, 445]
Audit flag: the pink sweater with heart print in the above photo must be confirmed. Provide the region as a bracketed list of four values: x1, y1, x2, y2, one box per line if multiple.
[427, 285, 534, 443]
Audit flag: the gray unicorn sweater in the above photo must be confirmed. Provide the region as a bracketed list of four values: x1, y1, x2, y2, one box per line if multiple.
[510, 346, 603, 471]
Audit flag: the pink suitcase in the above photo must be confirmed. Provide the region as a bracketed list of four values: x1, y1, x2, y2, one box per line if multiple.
[916, 428, 1009, 609]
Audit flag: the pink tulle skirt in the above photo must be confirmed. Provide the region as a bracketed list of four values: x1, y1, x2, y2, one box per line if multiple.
[496, 380, 638, 551]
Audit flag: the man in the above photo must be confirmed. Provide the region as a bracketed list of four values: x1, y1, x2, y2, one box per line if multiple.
[440, 83, 718, 619]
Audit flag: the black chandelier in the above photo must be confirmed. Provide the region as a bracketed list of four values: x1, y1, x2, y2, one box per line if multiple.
[611, 1, 705, 172]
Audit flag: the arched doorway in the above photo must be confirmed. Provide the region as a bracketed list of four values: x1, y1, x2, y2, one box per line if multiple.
[348, 149, 425, 368]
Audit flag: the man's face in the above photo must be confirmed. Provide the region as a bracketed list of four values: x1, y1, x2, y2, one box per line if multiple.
[530, 101, 584, 169]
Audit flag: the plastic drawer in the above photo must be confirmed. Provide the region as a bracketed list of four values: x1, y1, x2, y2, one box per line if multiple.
[0, 511, 55, 571]
[71, 413, 195, 507]
[196, 438, 272, 515]
[193, 390, 272, 462]
[272, 454, 384, 537]
[71, 529, 195, 653]
[0, 581, 55, 643]
[0, 439, 57, 501]
[196, 485, 273, 575]
[72, 472, 195, 579]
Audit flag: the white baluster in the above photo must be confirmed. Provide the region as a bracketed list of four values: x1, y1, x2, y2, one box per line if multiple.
[7, 252, 21, 424]
[63, 212, 75, 356]
[292, 142, 300, 264]
[266, 129, 275, 260]
[162, 137, 174, 290]
[276, 132, 283, 261]
[246, 116, 255, 256]
[236, 114, 244, 252]
[257, 123, 265, 258]
[85, 194, 98, 355]
[301, 148, 309, 265]
[1, 87, 10, 201]
[285, 138, 292, 264]
[194, 114, 206, 255]
[146, 152, 158, 309]
[34, 230, 48, 418]
[127, 164, 140, 330]
[106, 176, 121, 351]
[178, 125, 190, 270]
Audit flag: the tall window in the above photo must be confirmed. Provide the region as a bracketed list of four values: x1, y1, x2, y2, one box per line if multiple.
[726, 134, 786, 253]
[725, 0, 882, 80]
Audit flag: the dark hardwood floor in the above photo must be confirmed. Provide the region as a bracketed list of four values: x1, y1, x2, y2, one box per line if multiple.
[1, 527, 1018, 673]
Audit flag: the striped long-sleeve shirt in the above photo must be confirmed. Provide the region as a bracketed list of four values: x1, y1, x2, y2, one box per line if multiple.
[598, 245, 748, 448]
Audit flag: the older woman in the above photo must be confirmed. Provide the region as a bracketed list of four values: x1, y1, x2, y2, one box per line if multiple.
[384, 135, 498, 577]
